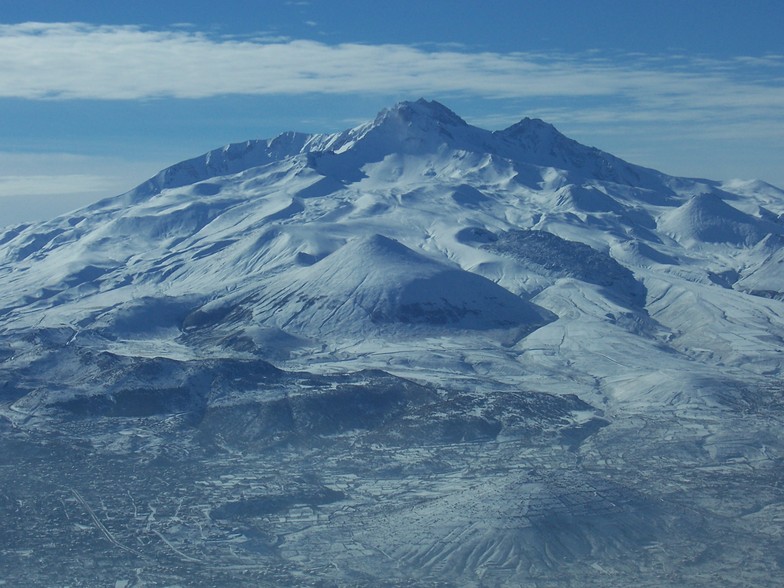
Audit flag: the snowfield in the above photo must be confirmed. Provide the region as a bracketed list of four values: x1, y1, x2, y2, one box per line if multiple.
[0, 99, 783, 587]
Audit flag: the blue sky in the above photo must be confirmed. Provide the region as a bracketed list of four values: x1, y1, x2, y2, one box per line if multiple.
[1, 0, 783, 225]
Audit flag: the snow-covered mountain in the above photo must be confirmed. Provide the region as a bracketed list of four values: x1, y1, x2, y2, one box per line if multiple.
[1, 99, 783, 587]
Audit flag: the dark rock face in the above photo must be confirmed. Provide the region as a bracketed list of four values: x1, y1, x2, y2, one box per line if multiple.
[485, 229, 647, 307]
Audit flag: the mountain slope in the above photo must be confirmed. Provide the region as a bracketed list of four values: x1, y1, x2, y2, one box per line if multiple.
[658, 192, 776, 246]
[235, 233, 551, 337]
[0, 99, 783, 587]
[0, 98, 781, 383]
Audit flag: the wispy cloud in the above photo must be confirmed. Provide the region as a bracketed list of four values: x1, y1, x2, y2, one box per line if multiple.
[0, 151, 164, 224]
[0, 173, 115, 197]
[0, 151, 156, 205]
[0, 23, 781, 124]
[0, 171, 118, 225]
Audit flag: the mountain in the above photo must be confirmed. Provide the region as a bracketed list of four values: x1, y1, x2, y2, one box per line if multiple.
[1, 99, 783, 587]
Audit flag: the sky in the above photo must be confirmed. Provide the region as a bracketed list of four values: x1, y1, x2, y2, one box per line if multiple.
[1, 0, 782, 225]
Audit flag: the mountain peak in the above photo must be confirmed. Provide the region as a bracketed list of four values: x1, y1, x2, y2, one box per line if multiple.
[366, 98, 470, 139]
[377, 99, 468, 128]
[504, 116, 561, 135]
[496, 116, 572, 151]
[492, 115, 651, 185]
[317, 99, 476, 162]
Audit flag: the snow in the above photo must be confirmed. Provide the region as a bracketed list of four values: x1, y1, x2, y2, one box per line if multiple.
[243, 233, 551, 341]
[658, 192, 775, 246]
[0, 100, 781, 386]
[0, 101, 783, 588]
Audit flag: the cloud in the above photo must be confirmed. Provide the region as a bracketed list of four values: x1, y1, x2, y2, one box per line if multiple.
[0, 172, 117, 225]
[0, 22, 781, 115]
[0, 173, 116, 197]
[0, 151, 165, 225]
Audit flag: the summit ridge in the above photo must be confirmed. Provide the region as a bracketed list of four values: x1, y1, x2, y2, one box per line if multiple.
[105, 98, 656, 203]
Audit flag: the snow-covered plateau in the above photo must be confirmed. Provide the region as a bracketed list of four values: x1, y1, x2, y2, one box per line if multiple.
[1, 99, 783, 586]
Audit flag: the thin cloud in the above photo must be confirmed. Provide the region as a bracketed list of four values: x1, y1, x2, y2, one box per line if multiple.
[0, 174, 116, 197]
[0, 23, 780, 105]
[0, 172, 118, 225]
[0, 152, 160, 211]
